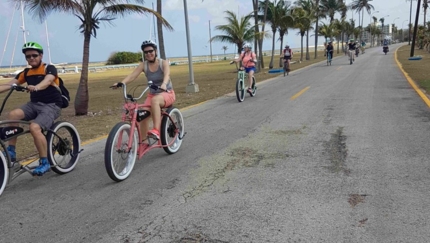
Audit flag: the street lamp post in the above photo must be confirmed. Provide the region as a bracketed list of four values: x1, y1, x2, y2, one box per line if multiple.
[369, 11, 379, 47]
[401, 19, 409, 42]
[392, 17, 399, 41]
[407, 0, 416, 45]
[183, 0, 199, 93]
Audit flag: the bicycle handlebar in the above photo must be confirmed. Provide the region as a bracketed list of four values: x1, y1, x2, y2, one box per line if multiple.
[0, 84, 29, 116]
[110, 81, 167, 101]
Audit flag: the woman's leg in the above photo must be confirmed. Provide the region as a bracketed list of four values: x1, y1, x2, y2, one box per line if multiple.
[248, 70, 254, 88]
[150, 95, 165, 132]
[140, 108, 150, 143]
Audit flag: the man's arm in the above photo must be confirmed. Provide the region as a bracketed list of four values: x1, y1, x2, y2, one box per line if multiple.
[0, 78, 19, 93]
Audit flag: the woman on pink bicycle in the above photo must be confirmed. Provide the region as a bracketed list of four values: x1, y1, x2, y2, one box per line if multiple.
[113, 40, 175, 149]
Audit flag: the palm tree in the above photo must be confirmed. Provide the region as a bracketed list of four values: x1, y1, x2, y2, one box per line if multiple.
[295, 0, 316, 60]
[222, 46, 228, 59]
[211, 11, 255, 55]
[350, 0, 375, 41]
[379, 17, 385, 37]
[333, 18, 346, 53]
[254, 0, 269, 68]
[278, 5, 294, 66]
[292, 7, 313, 61]
[314, 0, 320, 59]
[261, 0, 293, 68]
[423, 0, 429, 26]
[157, 0, 166, 59]
[18, 0, 173, 116]
[320, 0, 347, 23]
[318, 22, 336, 41]
[344, 19, 356, 43]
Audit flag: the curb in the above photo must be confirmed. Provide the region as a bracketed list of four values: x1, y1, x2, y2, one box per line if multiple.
[394, 46, 430, 108]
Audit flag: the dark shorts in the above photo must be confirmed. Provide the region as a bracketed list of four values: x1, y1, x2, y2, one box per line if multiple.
[283, 56, 292, 60]
[20, 102, 61, 130]
[244, 67, 256, 73]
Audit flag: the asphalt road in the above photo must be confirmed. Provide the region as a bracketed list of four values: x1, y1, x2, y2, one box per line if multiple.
[1, 44, 429, 243]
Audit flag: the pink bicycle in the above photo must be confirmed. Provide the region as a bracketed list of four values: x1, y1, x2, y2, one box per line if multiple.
[104, 81, 185, 182]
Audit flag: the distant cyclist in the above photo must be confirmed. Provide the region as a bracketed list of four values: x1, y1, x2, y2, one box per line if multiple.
[348, 39, 357, 62]
[281, 45, 293, 71]
[326, 42, 334, 61]
[231, 43, 257, 93]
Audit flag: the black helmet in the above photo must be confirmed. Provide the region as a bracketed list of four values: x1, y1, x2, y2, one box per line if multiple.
[141, 40, 157, 50]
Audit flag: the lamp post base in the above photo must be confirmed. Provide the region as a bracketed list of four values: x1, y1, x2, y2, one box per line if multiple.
[186, 83, 199, 93]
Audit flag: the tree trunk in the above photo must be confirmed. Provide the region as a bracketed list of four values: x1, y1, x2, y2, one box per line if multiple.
[306, 31, 310, 60]
[259, 0, 269, 69]
[157, 0, 166, 59]
[74, 32, 91, 116]
[300, 35, 304, 61]
[314, 0, 319, 59]
[269, 30, 276, 69]
[279, 36, 284, 67]
[253, 0, 260, 72]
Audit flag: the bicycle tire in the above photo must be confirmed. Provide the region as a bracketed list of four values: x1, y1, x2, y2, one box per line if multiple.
[104, 122, 138, 182]
[283, 62, 286, 76]
[0, 154, 8, 196]
[161, 107, 184, 154]
[249, 76, 257, 97]
[236, 78, 245, 102]
[46, 121, 81, 174]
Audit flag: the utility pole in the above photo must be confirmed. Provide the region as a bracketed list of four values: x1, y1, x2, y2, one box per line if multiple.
[209, 20, 213, 62]
[407, 0, 415, 45]
[183, 0, 199, 93]
[410, 0, 421, 56]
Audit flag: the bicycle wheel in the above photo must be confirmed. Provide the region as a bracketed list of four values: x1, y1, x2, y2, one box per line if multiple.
[235, 78, 245, 102]
[249, 76, 257, 97]
[283, 62, 286, 76]
[104, 122, 138, 182]
[161, 107, 184, 154]
[46, 121, 81, 174]
[0, 154, 8, 196]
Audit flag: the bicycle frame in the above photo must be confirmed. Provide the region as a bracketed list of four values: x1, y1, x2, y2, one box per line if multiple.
[237, 69, 246, 85]
[115, 83, 181, 160]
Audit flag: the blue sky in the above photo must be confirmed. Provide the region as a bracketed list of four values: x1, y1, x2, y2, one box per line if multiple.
[0, 0, 428, 66]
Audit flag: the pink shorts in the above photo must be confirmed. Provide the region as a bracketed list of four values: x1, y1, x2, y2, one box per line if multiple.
[142, 90, 176, 108]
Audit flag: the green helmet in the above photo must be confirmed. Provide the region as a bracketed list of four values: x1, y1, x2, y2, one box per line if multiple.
[22, 42, 43, 54]
[349, 39, 354, 42]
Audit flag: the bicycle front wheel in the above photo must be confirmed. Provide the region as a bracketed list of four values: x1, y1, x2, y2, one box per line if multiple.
[104, 122, 138, 182]
[236, 78, 245, 102]
[161, 107, 184, 154]
[283, 62, 286, 76]
[0, 154, 8, 197]
[46, 121, 81, 174]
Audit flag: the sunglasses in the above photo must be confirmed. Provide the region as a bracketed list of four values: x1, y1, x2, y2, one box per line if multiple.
[25, 54, 39, 59]
[143, 50, 154, 54]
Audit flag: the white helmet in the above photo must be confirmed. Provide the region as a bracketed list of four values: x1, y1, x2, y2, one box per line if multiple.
[243, 43, 252, 49]
[141, 40, 157, 50]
